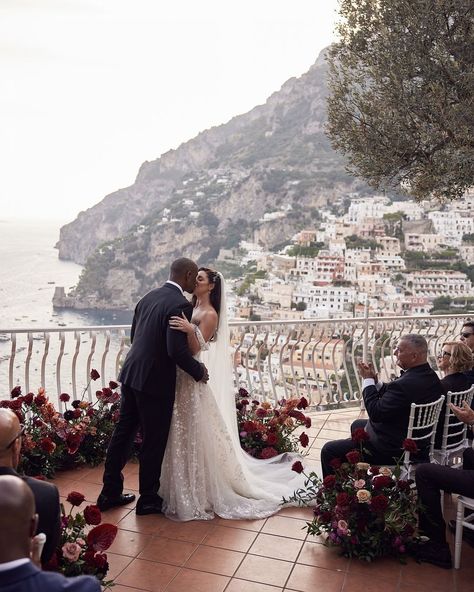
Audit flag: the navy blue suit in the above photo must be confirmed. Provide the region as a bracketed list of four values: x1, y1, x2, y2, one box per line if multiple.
[0, 561, 100, 592]
[102, 283, 204, 504]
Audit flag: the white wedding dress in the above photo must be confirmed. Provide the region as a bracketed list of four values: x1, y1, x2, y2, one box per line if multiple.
[159, 276, 306, 521]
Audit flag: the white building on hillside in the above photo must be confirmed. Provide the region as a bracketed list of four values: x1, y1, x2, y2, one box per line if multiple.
[405, 270, 473, 297]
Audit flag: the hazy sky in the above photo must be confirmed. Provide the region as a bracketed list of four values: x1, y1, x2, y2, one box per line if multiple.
[0, 0, 338, 223]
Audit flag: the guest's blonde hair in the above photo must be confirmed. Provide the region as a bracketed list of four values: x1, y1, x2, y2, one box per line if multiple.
[443, 341, 474, 372]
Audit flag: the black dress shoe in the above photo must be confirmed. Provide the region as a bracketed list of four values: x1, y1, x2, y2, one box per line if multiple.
[416, 540, 452, 569]
[136, 502, 163, 515]
[97, 493, 136, 511]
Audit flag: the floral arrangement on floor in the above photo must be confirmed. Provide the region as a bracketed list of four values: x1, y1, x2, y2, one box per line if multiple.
[236, 388, 312, 459]
[286, 431, 420, 562]
[1, 370, 122, 477]
[44, 490, 117, 588]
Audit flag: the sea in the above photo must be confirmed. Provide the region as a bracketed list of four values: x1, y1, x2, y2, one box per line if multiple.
[0, 218, 133, 395]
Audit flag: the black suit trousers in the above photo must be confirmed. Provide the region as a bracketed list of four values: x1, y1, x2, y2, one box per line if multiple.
[415, 447, 474, 544]
[321, 419, 403, 477]
[102, 384, 175, 502]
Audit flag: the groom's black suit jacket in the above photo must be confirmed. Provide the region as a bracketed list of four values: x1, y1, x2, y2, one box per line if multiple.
[363, 363, 443, 457]
[119, 282, 204, 395]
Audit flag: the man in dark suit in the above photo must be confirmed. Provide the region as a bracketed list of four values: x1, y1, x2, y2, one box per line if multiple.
[0, 475, 100, 592]
[98, 258, 209, 515]
[460, 320, 474, 390]
[0, 409, 60, 566]
[321, 334, 443, 476]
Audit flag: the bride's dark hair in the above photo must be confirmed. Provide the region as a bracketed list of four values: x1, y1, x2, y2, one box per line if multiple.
[192, 267, 221, 315]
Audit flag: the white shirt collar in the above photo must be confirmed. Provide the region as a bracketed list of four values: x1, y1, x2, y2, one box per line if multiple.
[166, 280, 184, 295]
[0, 558, 31, 572]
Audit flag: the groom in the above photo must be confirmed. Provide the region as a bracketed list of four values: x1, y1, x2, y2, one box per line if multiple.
[98, 257, 209, 515]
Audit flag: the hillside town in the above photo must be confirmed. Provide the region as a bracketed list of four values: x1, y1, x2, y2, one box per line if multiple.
[223, 191, 474, 320]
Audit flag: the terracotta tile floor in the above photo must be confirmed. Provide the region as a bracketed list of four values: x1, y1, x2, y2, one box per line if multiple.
[53, 408, 474, 592]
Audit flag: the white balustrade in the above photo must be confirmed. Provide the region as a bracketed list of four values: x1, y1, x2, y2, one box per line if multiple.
[0, 314, 470, 408]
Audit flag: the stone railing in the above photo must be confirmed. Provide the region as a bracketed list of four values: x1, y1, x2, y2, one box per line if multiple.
[0, 313, 471, 409]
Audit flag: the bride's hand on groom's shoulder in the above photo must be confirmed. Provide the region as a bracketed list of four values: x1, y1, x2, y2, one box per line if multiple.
[199, 364, 209, 383]
[170, 312, 195, 334]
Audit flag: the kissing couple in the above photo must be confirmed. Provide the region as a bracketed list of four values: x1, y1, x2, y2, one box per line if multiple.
[98, 257, 305, 521]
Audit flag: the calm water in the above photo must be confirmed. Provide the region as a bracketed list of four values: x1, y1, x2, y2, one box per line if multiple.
[0, 219, 133, 394]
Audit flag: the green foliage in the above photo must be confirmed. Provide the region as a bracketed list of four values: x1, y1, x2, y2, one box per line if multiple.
[295, 301, 307, 311]
[286, 242, 324, 257]
[463, 233, 474, 243]
[327, 0, 474, 201]
[345, 235, 381, 250]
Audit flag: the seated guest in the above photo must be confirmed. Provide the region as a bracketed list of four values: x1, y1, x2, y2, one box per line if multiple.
[321, 334, 443, 477]
[435, 341, 473, 448]
[0, 409, 60, 565]
[415, 401, 474, 569]
[0, 475, 100, 591]
[460, 321, 474, 388]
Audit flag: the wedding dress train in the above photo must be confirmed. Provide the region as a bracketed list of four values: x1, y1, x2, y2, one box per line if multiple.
[159, 327, 306, 521]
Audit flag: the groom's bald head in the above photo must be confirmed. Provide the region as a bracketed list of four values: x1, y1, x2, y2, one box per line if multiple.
[169, 258, 198, 293]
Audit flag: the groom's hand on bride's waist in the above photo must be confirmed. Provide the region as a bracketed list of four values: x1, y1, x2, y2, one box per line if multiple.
[199, 364, 209, 383]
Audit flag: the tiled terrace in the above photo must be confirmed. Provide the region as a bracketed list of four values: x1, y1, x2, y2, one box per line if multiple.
[52, 409, 474, 592]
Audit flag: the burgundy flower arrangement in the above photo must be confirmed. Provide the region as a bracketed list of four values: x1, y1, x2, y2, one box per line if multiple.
[44, 490, 117, 586]
[1, 371, 121, 477]
[286, 435, 420, 562]
[236, 388, 311, 459]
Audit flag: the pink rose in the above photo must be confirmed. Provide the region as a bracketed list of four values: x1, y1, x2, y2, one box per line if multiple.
[354, 479, 366, 489]
[337, 519, 349, 536]
[62, 542, 81, 562]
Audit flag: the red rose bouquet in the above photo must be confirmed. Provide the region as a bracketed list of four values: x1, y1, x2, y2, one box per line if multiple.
[285, 438, 420, 562]
[236, 389, 311, 459]
[44, 490, 117, 586]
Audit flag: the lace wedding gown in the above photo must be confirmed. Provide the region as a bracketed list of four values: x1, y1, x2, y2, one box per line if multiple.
[159, 327, 307, 521]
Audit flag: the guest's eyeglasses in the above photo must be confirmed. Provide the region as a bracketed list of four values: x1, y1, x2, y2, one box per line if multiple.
[437, 351, 451, 358]
[4, 424, 25, 450]
[461, 332, 474, 339]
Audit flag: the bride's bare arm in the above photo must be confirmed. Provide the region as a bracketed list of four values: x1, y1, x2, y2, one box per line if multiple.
[169, 311, 218, 354]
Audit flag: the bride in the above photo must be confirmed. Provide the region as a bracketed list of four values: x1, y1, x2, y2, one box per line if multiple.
[159, 267, 307, 521]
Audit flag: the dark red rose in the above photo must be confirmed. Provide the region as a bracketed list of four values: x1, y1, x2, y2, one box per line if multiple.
[9, 398, 23, 410]
[71, 399, 81, 408]
[63, 410, 75, 421]
[87, 407, 96, 418]
[292, 461, 304, 473]
[299, 432, 309, 448]
[252, 400, 260, 406]
[371, 494, 389, 513]
[297, 396, 309, 410]
[373, 475, 392, 490]
[102, 387, 113, 398]
[66, 433, 83, 454]
[0, 400, 10, 408]
[289, 410, 306, 422]
[90, 369, 100, 381]
[34, 394, 47, 406]
[240, 399, 249, 406]
[72, 408, 82, 419]
[109, 380, 119, 389]
[352, 428, 369, 443]
[238, 388, 249, 398]
[23, 393, 34, 405]
[59, 393, 70, 403]
[66, 491, 85, 506]
[40, 437, 56, 454]
[83, 550, 96, 565]
[266, 433, 277, 445]
[87, 523, 118, 551]
[243, 421, 257, 433]
[402, 438, 418, 453]
[260, 446, 278, 459]
[11, 386, 22, 398]
[345, 450, 360, 464]
[320, 511, 333, 522]
[323, 475, 336, 489]
[329, 458, 342, 470]
[84, 504, 102, 525]
[336, 492, 350, 506]
[305, 416, 312, 429]
[371, 466, 380, 476]
[397, 480, 410, 491]
[256, 407, 267, 418]
[92, 552, 108, 572]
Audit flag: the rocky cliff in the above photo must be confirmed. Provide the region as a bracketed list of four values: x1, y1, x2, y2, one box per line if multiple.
[56, 47, 369, 310]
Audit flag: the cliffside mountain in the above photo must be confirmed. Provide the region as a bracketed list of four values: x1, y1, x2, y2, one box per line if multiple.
[55, 47, 369, 310]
